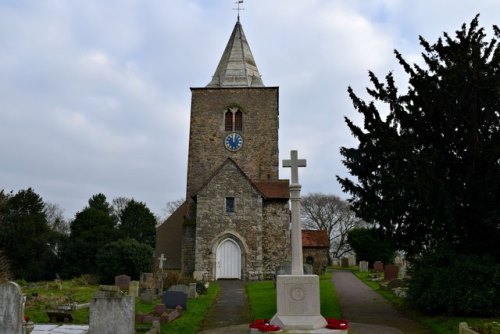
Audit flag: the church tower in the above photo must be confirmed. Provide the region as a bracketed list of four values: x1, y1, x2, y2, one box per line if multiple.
[156, 18, 290, 281]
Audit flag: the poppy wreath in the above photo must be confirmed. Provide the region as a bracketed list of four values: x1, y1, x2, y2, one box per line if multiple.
[249, 319, 281, 332]
[325, 318, 349, 330]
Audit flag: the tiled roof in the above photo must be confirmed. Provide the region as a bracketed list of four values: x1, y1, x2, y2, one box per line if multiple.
[302, 230, 330, 248]
[254, 180, 290, 199]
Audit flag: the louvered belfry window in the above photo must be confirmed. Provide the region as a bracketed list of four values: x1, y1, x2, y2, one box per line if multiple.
[224, 108, 243, 132]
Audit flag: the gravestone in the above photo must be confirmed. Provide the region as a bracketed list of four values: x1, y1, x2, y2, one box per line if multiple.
[140, 289, 154, 304]
[340, 257, 349, 268]
[129, 281, 139, 297]
[115, 274, 131, 290]
[384, 264, 399, 281]
[90, 286, 134, 334]
[373, 261, 384, 272]
[162, 291, 187, 310]
[0, 281, 24, 334]
[359, 261, 369, 272]
[140, 273, 154, 289]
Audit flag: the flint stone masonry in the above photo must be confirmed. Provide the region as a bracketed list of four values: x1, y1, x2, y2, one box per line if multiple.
[0, 281, 24, 334]
[186, 88, 279, 198]
[194, 160, 290, 281]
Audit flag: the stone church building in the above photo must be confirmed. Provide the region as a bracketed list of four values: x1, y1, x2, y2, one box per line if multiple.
[155, 18, 292, 281]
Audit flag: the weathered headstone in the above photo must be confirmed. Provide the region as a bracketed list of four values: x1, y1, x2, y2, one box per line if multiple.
[373, 261, 384, 272]
[359, 261, 369, 272]
[384, 264, 399, 281]
[115, 274, 131, 290]
[90, 286, 135, 334]
[129, 280, 139, 297]
[348, 255, 357, 267]
[162, 291, 187, 310]
[140, 273, 154, 289]
[140, 289, 154, 304]
[0, 281, 24, 334]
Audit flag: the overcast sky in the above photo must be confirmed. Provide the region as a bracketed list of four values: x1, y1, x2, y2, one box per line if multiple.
[1, 1, 498, 220]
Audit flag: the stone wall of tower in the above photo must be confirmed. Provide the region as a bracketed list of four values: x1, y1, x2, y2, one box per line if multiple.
[194, 162, 263, 281]
[186, 87, 279, 199]
[262, 200, 291, 279]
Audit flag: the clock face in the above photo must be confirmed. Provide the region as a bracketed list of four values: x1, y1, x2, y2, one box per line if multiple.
[224, 133, 243, 151]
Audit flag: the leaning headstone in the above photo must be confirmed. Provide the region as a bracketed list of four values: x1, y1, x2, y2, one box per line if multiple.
[90, 286, 135, 334]
[373, 261, 384, 272]
[140, 289, 154, 304]
[140, 273, 154, 289]
[359, 261, 369, 272]
[0, 281, 24, 334]
[129, 281, 139, 297]
[115, 274, 131, 290]
[162, 291, 187, 310]
[384, 264, 399, 281]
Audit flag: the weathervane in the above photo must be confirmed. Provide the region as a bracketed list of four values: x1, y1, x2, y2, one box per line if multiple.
[233, 0, 244, 21]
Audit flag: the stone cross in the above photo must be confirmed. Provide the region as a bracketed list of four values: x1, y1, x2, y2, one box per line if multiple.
[282, 150, 306, 184]
[158, 253, 167, 270]
[283, 150, 307, 275]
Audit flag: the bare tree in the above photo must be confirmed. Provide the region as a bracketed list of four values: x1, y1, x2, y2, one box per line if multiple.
[157, 198, 185, 223]
[44, 202, 69, 235]
[112, 197, 132, 221]
[301, 193, 364, 263]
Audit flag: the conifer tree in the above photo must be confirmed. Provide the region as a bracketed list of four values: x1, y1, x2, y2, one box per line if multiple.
[338, 16, 500, 259]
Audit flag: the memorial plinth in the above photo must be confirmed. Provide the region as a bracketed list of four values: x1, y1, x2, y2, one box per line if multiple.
[270, 275, 327, 330]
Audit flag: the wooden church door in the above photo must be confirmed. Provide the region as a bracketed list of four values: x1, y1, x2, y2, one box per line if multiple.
[216, 239, 241, 279]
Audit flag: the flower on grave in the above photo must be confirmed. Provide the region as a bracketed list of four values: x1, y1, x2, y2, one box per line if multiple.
[249, 319, 281, 332]
[325, 318, 349, 330]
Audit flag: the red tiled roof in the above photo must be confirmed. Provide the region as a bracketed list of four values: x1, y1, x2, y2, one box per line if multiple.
[254, 180, 290, 199]
[302, 230, 330, 248]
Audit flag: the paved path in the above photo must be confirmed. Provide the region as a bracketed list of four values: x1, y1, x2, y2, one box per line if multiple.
[198, 280, 252, 333]
[331, 270, 431, 334]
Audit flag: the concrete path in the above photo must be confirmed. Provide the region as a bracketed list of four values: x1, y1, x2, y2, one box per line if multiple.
[198, 280, 252, 333]
[331, 270, 431, 334]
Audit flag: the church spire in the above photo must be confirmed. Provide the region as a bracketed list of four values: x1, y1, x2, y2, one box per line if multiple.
[207, 19, 264, 87]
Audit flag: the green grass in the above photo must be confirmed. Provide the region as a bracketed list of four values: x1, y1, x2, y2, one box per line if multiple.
[351, 269, 500, 334]
[22, 279, 220, 334]
[246, 271, 341, 320]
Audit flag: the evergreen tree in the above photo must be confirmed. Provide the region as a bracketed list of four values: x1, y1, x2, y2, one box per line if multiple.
[118, 199, 156, 248]
[0, 188, 58, 280]
[338, 16, 500, 259]
[62, 193, 118, 277]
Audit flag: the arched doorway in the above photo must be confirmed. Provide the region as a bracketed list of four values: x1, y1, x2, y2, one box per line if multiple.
[216, 238, 241, 279]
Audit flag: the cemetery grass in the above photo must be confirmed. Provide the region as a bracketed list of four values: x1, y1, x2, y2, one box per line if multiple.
[22, 279, 220, 334]
[246, 270, 341, 320]
[352, 270, 500, 334]
[136, 282, 219, 334]
[21, 279, 97, 323]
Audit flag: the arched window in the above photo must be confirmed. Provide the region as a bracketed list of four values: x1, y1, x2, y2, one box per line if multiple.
[224, 108, 243, 132]
[234, 110, 242, 131]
